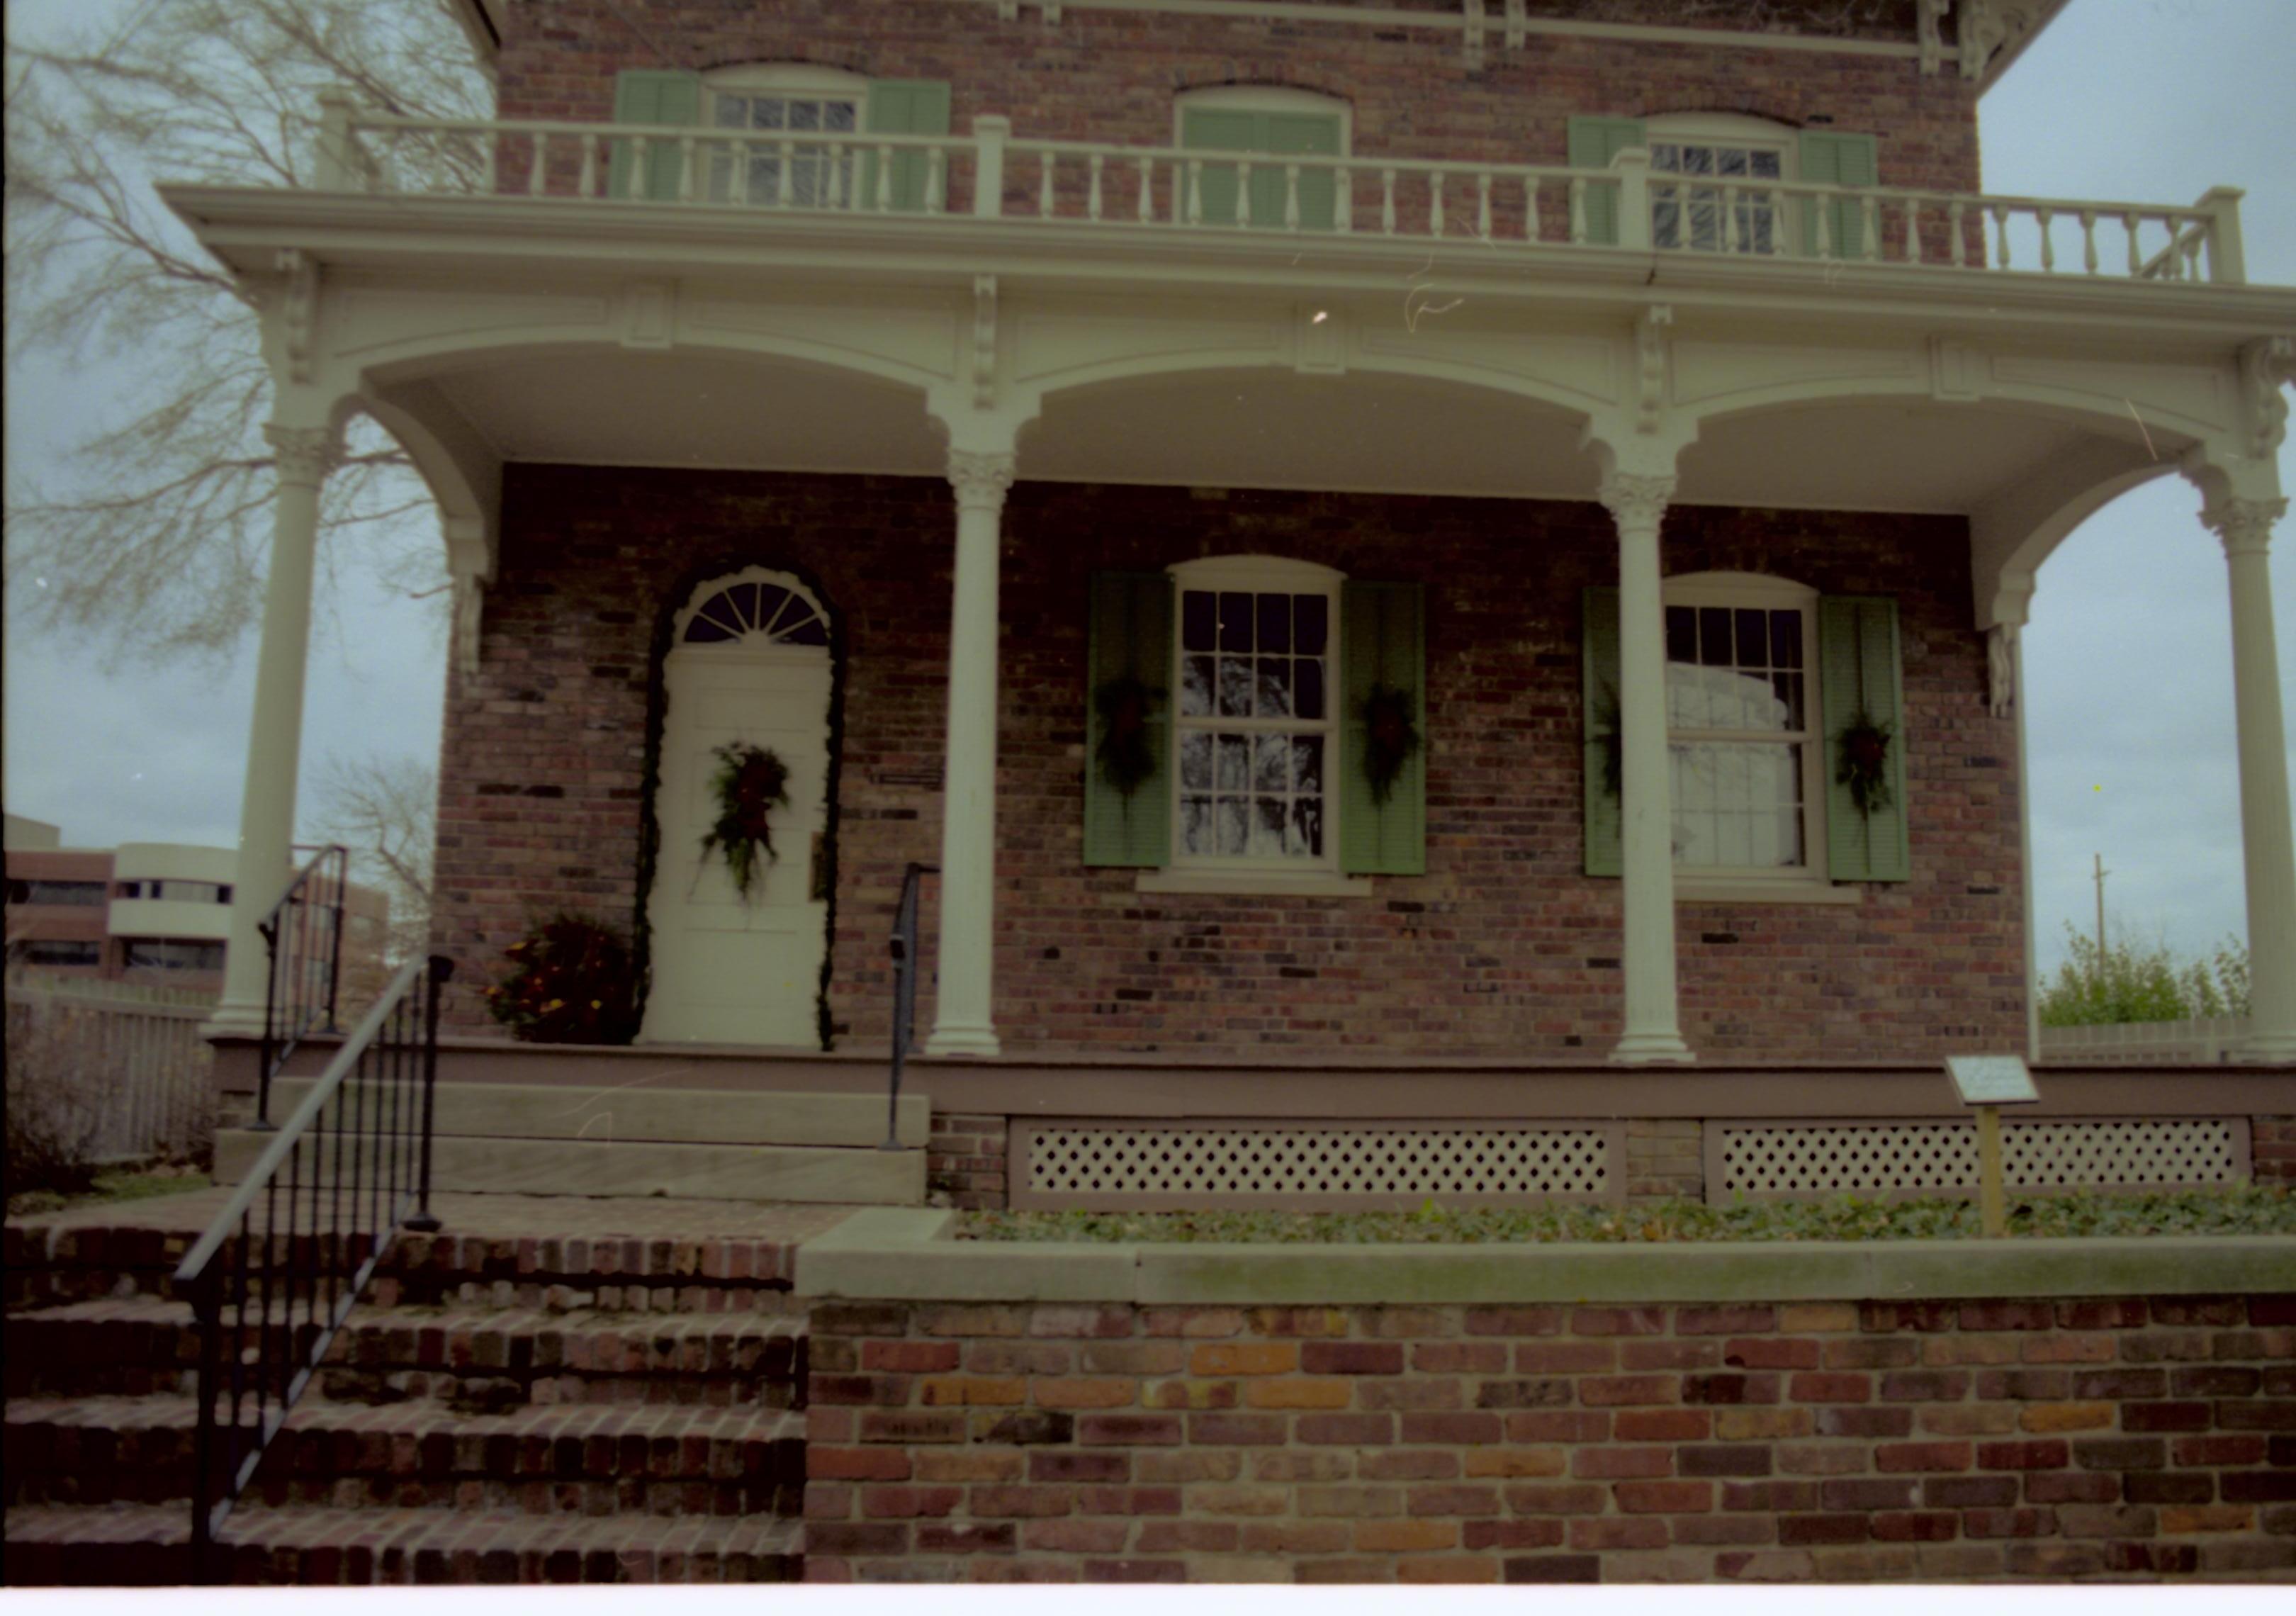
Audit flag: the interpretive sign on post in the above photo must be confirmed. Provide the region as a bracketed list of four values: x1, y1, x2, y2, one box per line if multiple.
[1945, 1055, 2040, 1238]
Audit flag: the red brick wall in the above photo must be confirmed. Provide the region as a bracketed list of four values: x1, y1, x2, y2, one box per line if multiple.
[430, 466, 2025, 1058]
[493, 0, 1980, 196]
[2259, 1119, 2296, 1187]
[802, 1293, 2296, 1583]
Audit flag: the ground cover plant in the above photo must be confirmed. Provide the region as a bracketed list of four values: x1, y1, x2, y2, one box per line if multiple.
[6, 1166, 212, 1220]
[961, 1184, 2295, 1244]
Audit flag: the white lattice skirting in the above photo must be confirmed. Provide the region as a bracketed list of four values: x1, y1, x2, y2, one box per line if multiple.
[1018, 1123, 1619, 1209]
[1709, 1118, 2248, 1202]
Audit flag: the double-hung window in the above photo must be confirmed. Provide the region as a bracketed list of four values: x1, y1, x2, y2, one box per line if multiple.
[1172, 558, 1338, 867]
[1649, 125, 1788, 254]
[1568, 113, 1879, 259]
[1664, 573, 1820, 875]
[1175, 87, 1349, 232]
[704, 67, 864, 208]
[1582, 573, 1909, 896]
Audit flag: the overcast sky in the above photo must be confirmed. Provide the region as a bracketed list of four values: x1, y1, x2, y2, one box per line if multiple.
[4, 0, 2291, 982]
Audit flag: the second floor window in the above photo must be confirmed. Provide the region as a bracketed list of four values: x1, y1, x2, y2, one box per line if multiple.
[1176, 87, 1349, 232]
[1651, 134, 1786, 254]
[705, 67, 866, 207]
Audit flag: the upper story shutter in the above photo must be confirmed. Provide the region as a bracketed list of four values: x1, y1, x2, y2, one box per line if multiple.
[863, 79, 952, 211]
[1568, 116, 1646, 247]
[609, 69, 702, 201]
[1817, 595, 1910, 882]
[1582, 586, 1623, 877]
[1084, 572, 1174, 868]
[1798, 131, 1879, 260]
[1339, 581, 1426, 877]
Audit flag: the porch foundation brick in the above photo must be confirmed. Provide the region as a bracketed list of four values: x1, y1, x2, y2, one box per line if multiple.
[800, 1290, 2294, 1582]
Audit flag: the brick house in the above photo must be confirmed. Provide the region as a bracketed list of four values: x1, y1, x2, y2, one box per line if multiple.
[165, 0, 2295, 1207]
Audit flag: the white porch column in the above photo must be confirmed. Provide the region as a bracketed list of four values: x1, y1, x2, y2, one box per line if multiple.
[925, 447, 1017, 1057]
[1601, 470, 1694, 1064]
[2202, 495, 2296, 1062]
[211, 424, 335, 1035]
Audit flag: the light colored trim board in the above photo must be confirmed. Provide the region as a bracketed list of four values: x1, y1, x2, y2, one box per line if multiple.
[794, 1221, 2296, 1304]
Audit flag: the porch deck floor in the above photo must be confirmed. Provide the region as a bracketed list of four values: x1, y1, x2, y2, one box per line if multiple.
[7, 1188, 862, 1245]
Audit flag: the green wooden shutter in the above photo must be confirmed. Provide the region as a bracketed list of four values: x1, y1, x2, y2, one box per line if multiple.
[1799, 131, 1878, 260]
[1084, 572, 1174, 867]
[1181, 107, 1341, 230]
[1818, 595, 1910, 882]
[1339, 582, 1426, 877]
[862, 79, 952, 211]
[1582, 587, 1623, 877]
[1568, 116, 1645, 247]
[609, 69, 702, 201]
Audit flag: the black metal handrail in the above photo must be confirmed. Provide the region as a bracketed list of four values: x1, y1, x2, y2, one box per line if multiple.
[176, 952, 453, 1576]
[254, 843, 349, 1128]
[883, 863, 937, 1150]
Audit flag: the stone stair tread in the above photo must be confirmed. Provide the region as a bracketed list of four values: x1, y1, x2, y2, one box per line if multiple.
[3, 1500, 804, 1582]
[7, 1393, 806, 1442]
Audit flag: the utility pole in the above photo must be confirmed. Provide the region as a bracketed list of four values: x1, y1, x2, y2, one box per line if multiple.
[2093, 853, 2109, 967]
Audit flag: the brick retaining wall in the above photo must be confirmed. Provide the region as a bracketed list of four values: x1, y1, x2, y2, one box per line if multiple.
[802, 1293, 2296, 1583]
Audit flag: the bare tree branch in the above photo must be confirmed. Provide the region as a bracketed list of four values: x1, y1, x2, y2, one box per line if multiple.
[4, 1, 488, 664]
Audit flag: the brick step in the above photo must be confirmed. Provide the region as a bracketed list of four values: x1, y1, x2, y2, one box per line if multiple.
[2, 1500, 804, 1585]
[6, 1218, 813, 1313]
[4, 1396, 806, 1511]
[217, 1132, 925, 1206]
[7, 1296, 804, 1405]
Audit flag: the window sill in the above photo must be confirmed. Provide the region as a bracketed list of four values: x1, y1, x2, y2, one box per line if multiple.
[1136, 869, 1376, 899]
[1675, 879, 1864, 907]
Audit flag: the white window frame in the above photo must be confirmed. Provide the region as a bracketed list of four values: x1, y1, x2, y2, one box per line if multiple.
[1645, 112, 1795, 257]
[1139, 554, 1371, 899]
[701, 64, 868, 208]
[1665, 571, 1853, 905]
[1170, 85, 1354, 155]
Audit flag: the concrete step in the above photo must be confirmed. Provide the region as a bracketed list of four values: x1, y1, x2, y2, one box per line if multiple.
[216, 1132, 925, 1204]
[4, 1395, 806, 1512]
[266, 1079, 928, 1148]
[1, 1500, 804, 1584]
[6, 1296, 803, 1407]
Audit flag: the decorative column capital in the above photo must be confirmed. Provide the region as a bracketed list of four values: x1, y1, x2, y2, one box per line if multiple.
[2204, 496, 2287, 560]
[1597, 471, 1676, 534]
[947, 449, 1017, 513]
[264, 423, 337, 488]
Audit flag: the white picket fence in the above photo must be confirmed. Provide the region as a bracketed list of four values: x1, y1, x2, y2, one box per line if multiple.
[4, 977, 215, 1162]
[2036, 1016, 2251, 1065]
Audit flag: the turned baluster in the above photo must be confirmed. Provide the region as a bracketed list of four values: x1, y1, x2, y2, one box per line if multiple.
[2078, 208, 2098, 274]
[1137, 157, 1154, 223]
[1088, 153, 1103, 222]
[1476, 172, 1492, 240]
[1992, 203, 2013, 269]
[1859, 193, 1879, 262]
[1382, 169, 1397, 235]
[1336, 167, 1352, 234]
[1568, 176, 1586, 244]
[578, 134, 597, 198]
[1429, 169, 1445, 237]
[927, 146, 945, 213]
[1039, 151, 1054, 218]
[1722, 184, 1739, 254]
[1284, 163, 1301, 230]
[1949, 199, 1967, 268]
[1187, 158, 1204, 225]
[2122, 210, 2142, 276]
[778, 140, 796, 206]
[677, 135, 697, 202]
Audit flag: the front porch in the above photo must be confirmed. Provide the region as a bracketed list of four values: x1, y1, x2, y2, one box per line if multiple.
[159, 99, 2296, 1071]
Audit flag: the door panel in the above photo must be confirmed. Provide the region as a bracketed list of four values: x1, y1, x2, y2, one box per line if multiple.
[643, 649, 832, 1045]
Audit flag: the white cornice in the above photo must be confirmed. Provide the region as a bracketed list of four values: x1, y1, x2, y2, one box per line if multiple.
[157, 185, 2296, 356]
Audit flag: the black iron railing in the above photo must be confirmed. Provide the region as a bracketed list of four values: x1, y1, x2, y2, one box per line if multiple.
[176, 953, 453, 1576]
[883, 862, 936, 1150]
[254, 843, 349, 1127]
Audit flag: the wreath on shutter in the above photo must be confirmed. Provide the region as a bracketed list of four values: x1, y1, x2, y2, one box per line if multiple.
[1093, 673, 1163, 798]
[1835, 709, 1896, 816]
[701, 743, 790, 901]
[1361, 683, 1421, 804]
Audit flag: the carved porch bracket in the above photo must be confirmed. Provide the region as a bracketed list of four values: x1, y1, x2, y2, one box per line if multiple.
[973, 274, 999, 409]
[1636, 306, 1674, 434]
[275, 249, 319, 386]
[2239, 335, 2292, 459]
[1956, 1, 2042, 84]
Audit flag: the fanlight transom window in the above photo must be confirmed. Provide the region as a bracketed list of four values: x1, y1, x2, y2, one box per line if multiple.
[681, 580, 830, 646]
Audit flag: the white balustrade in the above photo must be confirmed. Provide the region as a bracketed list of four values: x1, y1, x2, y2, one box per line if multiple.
[317, 106, 2245, 285]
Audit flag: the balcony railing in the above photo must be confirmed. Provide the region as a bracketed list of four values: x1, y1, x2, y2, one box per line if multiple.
[313, 97, 2249, 286]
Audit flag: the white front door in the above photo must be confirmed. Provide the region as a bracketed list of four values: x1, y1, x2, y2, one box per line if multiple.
[642, 573, 833, 1046]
